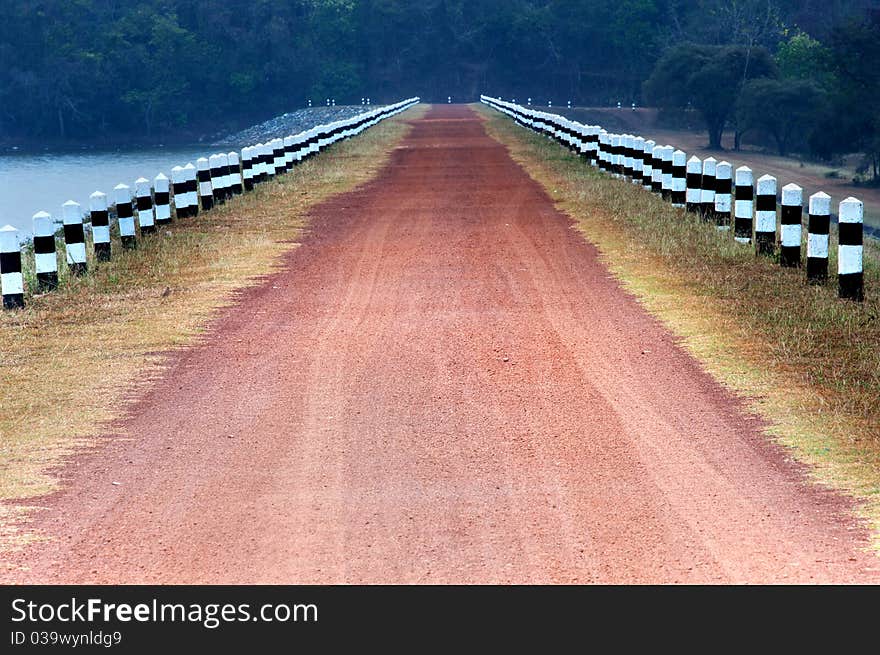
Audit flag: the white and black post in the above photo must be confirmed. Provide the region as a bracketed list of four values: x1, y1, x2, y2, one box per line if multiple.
[651, 144, 663, 193]
[660, 145, 673, 201]
[0, 225, 24, 309]
[90, 191, 111, 261]
[714, 162, 732, 230]
[780, 183, 802, 268]
[671, 150, 687, 208]
[198, 157, 214, 210]
[154, 173, 171, 226]
[209, 154, 225, 205]
[734, 166, 753, 244]
[32, 212, 58, 292]
[242, 147, 255, 191]
[62, 200, 87, 275]
[807, 192, 830, 283]
[754, 174, 776, 255]
[642, 140, 655, 190]
[686, 156, 702, 213]
[185, 163, 199, 216]
[700, 157, 716, 221]
[228, 151, 243, 195]
[135, 177, 155, 234]
[837, 197, 863, 301]
[115, 183, 137, 249]
[171, 166, 187, 218]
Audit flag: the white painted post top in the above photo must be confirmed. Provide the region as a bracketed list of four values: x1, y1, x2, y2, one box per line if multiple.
[135, 178, 151, 196]
[32, 211, 52, 232]
[0, 225, 20, 251]
[735, 166, 753, 185]
[89, 191, 108, 211]
[838, 197, 863, 223]
[673, 150, 686, 165]
[756, 174, 776, 194]
[716, 161, 732, 177]
[781, 183, 802, 205]
[62, 200, 81, 224]
[114, 183, 131, 204]
[809, 191, 831, 214]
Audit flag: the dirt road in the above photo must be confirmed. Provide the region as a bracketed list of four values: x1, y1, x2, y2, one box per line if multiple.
[3, 105, 878, 583]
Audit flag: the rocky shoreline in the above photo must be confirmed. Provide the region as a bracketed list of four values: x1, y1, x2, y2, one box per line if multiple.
[214, 105, 381, 147]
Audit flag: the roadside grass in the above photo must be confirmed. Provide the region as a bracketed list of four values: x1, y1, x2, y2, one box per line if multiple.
[0, 106, 426, 548]
[480, 105, 880, 548]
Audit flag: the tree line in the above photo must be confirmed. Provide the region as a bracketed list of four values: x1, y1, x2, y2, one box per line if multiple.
[0, 0, 877, 179]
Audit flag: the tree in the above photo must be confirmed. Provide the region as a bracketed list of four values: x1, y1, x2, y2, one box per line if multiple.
[643, 44, 777, 149]
[736, 78, 827, 156]
[826, 15, 880, 182]
[775, 30, 836, 90]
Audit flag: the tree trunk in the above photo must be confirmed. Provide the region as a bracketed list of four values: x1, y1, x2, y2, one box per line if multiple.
[57, 106, 66, 139]
[707, 122, 723, 150]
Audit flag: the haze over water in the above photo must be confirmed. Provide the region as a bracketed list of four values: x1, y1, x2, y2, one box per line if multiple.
[0, 146, 223, 239]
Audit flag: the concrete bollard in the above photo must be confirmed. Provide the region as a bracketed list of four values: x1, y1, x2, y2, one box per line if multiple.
[700, 157, 717, 221]
[184, 163, 199, 216]
[651, 144, 663, 193]
[198, 157, 214, 210]
[32, 212, 58, 292]
[209, 154, 225, 205]
[754, 174, 777, 255]
[275, 138, 287, 175]
[642, 140, 655, 190]
[228, 152, 243, 194]
[598, 132, 609, 172]
[251, 144, 264, 184]
[660, 145, 673, 200]
[89, 191, 111, 261]
[154, 173, 171, 226]
[713, 162, 732, 230]
[0, 225, 24, 309]
[632, 137, 645, 185]
[623, 135, 634, 179]
[171, 166, 187, 218]
[115, 183, 136, 249]
[807, 192, 830, 283]
[135, 178, 155, 235]
[242, 147, 255, 191]
[686, 156, 702, 213]
[837, 197, 863, 301]
[734, 166, 754, 244]
[62, 200, 87, 275]
[671, 150, 687, 208]
[779, 183, 802, 268]
[612, 134, 623, 178]
[283, 136, 295, 171]
[220, 153, 234, 199]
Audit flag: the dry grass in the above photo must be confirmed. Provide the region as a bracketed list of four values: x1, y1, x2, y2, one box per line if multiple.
[480, 105, 880, 547]
[0, 106, 426, 547]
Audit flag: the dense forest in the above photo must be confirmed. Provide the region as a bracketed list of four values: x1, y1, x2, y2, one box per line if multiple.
[1, 0, 879, 174]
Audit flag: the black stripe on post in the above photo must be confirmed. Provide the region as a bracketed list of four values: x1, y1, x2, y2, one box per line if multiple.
[63, 223, 85, 244]
[33, 235, 55, 254]
[807, 192, 830, 283]
[837, 197, 864, 301]
[0, 251, 22, 273]
[91, 210, 109, 227]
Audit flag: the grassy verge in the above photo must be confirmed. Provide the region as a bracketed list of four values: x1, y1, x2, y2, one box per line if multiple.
[0, 106, 426, 548]
[479, 104, 880, 548]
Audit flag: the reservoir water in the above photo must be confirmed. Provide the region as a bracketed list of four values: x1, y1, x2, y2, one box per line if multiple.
[0, 146, 229, 240]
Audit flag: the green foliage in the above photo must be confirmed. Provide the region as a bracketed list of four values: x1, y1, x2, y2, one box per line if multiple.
[643, 44, 776, 148]
[776, 30, 836, 90]
[736, 77, 828, 155]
